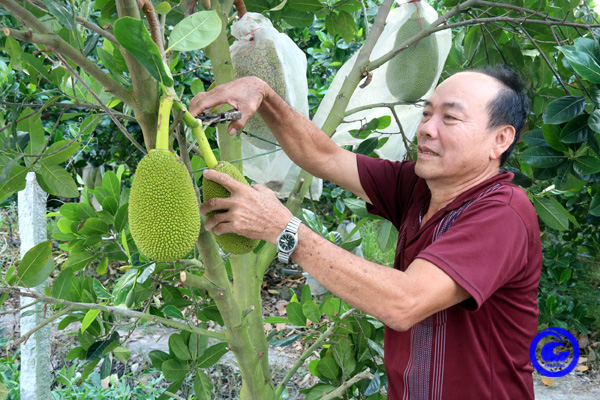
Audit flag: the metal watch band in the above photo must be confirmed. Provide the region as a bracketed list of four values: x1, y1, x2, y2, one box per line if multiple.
[277, 217, 301, 263]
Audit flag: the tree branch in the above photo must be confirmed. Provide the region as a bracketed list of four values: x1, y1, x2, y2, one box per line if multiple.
[322, 369, 374, 400]
[2, 27, 134, 107]
[275, 308, 355, 398]
[0, 286, 227, 341]
[13, 305, 75, 347]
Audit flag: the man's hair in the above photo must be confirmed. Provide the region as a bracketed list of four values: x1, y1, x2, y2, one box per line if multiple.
[471, 65, 529, 166]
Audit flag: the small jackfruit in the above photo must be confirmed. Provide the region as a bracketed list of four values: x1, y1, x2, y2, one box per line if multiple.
[129, 151, 201, 262]
[232, 39, 286, 150]
[386, 14, 439, 101]
[202, 161, 259, 254]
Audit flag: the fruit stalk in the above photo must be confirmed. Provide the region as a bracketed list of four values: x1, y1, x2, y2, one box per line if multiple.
[172, 100, 219, 169]
[156, 95, 174, 152]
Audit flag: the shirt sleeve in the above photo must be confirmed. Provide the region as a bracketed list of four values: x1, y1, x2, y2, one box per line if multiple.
[417, 198, 530, 310]
[356, 154, 419, 228]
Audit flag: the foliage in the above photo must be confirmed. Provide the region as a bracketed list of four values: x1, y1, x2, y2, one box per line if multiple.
[1, 0, 600, 399]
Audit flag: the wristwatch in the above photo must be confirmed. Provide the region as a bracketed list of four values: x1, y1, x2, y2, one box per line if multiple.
[277, 217, 301, 263]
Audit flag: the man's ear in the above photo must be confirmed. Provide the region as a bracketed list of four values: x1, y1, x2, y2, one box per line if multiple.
[490, 125, 515, 161]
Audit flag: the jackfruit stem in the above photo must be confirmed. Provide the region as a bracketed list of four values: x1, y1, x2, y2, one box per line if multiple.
[172, 100, 219, 169]
[156, 95, 174, 151]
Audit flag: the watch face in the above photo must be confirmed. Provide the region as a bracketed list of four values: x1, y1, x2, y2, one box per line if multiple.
[278, 232, 296, 251]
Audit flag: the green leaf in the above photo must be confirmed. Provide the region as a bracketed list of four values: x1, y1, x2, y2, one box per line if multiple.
[543, 96, 585, 125]
[76, 203, 97, 220]
[78, 218, 109, 236]
[377, 220, 398, 253]
[43, 0, 77, 35]
[66, 347, 86, 361]
[286, 301, 306, 326]
[169, 333, 192, 361]
[302, 300, 321, 324]
[519, 147, 564, 168]
[21, 53, 52, 82]
[589, 191, 600, 216]
[287, 0, 324, 12]
[560, 115, 592, 143]
[356, 137, 379, 155]
[101, 196, 118, 215]
[59, 203, 80, 221]
[62, 249, 96, 271]
[167, 10, 222, 52]
[574, 156, 600, 175]
[196, 342, 228, 368]
[155, 2, 172, 14]
[189, 333, 208, 360]
[42, 140, 80, 165]
[559, 42, 600, 84]
[282, 10, 314, 28]
[317, 355, 340, 380]
[149, 350, 171, 370]
[18, 240, 54, 287]
[306, 385, 337, 400]
[541, 125, 568, 152]
[52, 268, 76, 300]
[113, 17, 173, 86]
[532, 196, 569, 231]
[343, 198, 371, 218]
[17, 109, 45, 156]
[112, 346, 131, 363]
[114, 203, 129, 233]
[332, 10, 355, 43]
[92, 278, 111, 298]
[163, 305, 184, 319]
[333, 338, 356, 377]
[102, 171, 120, 201]
[162, 359, 190, 382]
[193, 371, 213, 400]
[37, 164, 79, 198]
[81, 309, 101, 333]
[0, 165, 29, 202]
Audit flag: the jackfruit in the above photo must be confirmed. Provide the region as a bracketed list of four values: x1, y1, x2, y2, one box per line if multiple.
[232, 39, 286, 150]
[129, 151, 201, 262]
[386, 14, 439, 101]
[202, 161, 259, 254]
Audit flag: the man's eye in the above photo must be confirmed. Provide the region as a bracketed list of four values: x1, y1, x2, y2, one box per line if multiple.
[444, 115, 457, 120]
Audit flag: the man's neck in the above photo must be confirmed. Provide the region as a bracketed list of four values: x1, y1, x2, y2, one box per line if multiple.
[423, 168, 501, 223]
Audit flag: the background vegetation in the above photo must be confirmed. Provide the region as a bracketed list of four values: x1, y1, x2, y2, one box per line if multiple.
[1, 0, 600, 398]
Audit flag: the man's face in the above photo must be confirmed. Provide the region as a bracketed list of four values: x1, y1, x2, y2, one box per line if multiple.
[414, 72, 504, 185]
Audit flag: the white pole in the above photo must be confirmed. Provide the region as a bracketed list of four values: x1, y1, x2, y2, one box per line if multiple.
[18, 172, 51, 400]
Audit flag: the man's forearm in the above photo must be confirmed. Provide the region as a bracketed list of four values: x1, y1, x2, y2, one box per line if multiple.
[256, 83, 341, 178]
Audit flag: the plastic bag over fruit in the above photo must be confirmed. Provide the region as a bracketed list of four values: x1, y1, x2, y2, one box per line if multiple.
[312, 0, 451, 161]
[230, 12, 322, 199]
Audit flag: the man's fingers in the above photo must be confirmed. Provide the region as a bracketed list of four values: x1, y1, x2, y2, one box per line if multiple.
[202, 169, 249, 194]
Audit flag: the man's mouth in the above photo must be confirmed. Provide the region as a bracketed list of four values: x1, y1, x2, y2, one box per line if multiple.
[418, 147, 439, 156]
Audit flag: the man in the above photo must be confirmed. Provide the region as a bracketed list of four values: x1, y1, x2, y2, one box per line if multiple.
[189, 65, 542, 399]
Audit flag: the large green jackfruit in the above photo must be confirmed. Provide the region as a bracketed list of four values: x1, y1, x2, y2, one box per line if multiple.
[386, 14, 439, 101]
[202, 161, 259, 254]
[129, 151, 201, 262]
[232, 39, 286, 150]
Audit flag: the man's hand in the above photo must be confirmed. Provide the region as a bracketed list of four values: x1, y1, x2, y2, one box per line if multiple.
[189, 77, 268, 136]
[200, 169, 293, 243]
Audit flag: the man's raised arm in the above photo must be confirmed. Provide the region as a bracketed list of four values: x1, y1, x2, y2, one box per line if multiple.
[189, 77, 370, 203]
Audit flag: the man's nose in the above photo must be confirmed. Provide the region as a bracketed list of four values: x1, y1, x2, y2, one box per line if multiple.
[418, 117, 438, 139]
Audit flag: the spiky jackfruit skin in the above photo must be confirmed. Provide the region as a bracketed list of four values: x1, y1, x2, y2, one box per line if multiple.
[232, 39, 286, 150]
[129, 151, 201, 262]
[386, 16, 439, 101]
[202, 161, 259, 254]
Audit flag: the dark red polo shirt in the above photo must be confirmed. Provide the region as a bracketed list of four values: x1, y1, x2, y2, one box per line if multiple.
[357, 155, 542, 400]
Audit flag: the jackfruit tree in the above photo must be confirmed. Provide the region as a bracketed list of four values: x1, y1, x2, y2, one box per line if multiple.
[1, 0, 600, 399]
